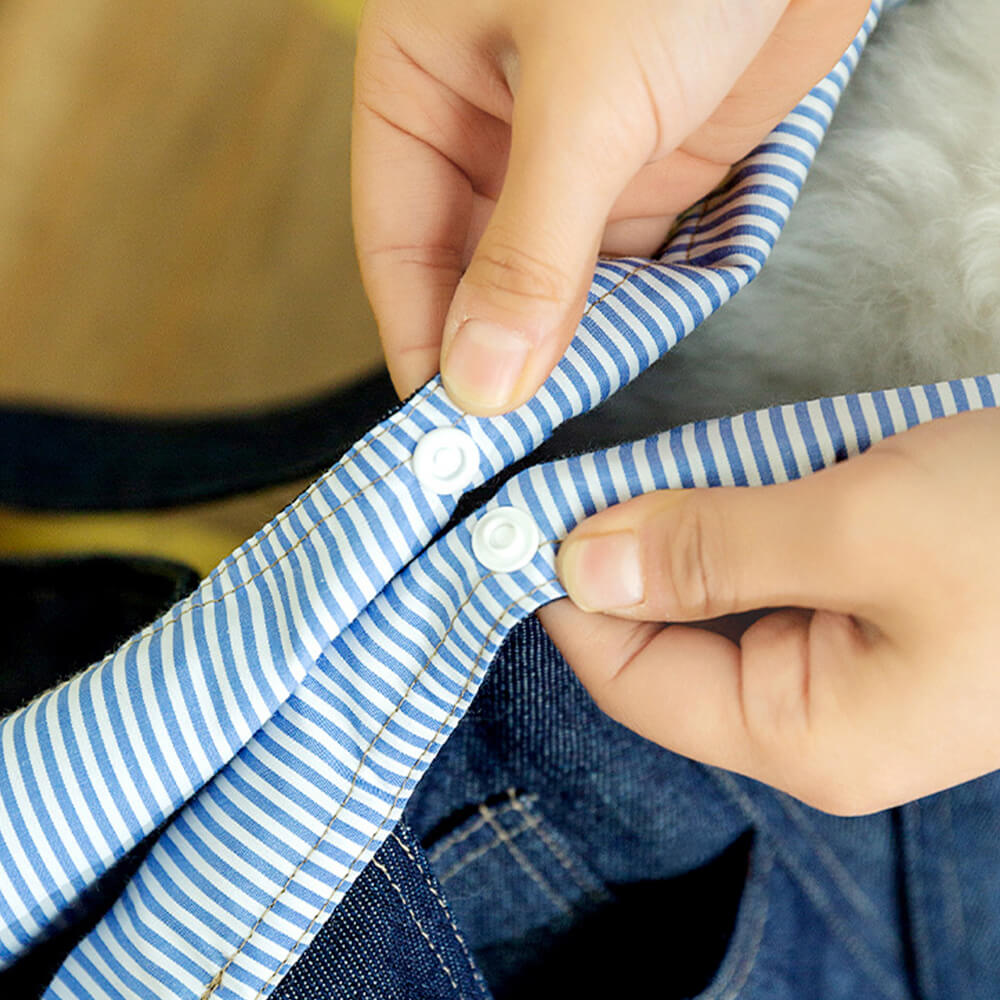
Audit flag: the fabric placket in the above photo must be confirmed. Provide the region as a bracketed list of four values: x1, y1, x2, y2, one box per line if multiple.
[0, 0, 903, 991]
[47, 366, 995, 1000]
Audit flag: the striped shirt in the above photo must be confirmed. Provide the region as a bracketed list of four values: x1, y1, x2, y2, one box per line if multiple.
[0, 2, 972, 997]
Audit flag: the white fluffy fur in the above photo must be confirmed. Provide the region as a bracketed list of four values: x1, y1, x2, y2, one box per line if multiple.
[555, 0, 1000, 451]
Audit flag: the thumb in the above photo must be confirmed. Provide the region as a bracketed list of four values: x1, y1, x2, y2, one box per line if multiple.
[555, 470, 882, 624]
[439, 66, 645, 415]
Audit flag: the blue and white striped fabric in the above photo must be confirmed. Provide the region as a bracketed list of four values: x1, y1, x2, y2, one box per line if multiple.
[0, 1, 971, 996]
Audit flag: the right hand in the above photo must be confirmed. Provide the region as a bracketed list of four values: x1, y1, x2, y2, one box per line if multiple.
[352, 0, 871, 412]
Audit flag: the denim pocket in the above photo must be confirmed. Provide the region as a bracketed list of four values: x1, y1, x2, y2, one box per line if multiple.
[424, 788, 774, 1000]
[688, 835, 774, 1000]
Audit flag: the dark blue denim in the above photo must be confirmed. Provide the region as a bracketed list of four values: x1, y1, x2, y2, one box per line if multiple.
[279, 614, 1000, 1000]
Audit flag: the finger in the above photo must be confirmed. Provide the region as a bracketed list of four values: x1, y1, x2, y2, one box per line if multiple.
[684, 0, 873, 164]
[555, 461, 891, 624]
[538, 597, 879, 814]
[439, 0, 793, 416]
[438, 65, 645, 414]
[352, 98, 472, 398]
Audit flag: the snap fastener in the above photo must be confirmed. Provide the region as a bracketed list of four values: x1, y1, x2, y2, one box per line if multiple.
[411, 427, 480, 494]
[472, 507, 540, 573]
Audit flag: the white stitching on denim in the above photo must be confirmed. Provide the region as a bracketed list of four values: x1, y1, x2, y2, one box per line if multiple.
[478, 802, 573, 915]
[426, 803, 521, 867]
[390, 831, 488, 994]
[370, 854, 463, 996]
[708, 769, 906, 1000]
[436, 819, 536, 885]
[506, 793, 606, 902]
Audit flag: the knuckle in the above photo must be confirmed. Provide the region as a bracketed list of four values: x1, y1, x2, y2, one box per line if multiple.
[662, 495, 731, 620]
[465, 237, 571, 308]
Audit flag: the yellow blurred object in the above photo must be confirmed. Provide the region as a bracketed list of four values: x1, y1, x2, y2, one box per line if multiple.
[307, 0, 364, 32]
[0, 481, 309, 577]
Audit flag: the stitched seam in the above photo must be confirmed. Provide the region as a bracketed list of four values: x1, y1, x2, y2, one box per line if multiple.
[369, 854, 463, 997]
[426, 815, 489, 864]
[506, 793, 605, 901]
[478, 802, 573, 915]
[700, 846, 774, 1000]
[426, 803, 520, 865]
[775, 795, 886, 929]
[200, 568, 505, 998]
[238, 578, 558, 999]
[939, 794, 969, 987]
[390, 831, 490, 994]
[131, 258, 658, 652]
[708, 769, 906, 1000]
[437, 821, 534, 885]
[136, 438, 420, 648]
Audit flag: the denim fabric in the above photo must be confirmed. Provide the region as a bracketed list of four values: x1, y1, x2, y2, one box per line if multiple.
[0, 371, 397, 511]
[283, 613, 1000, 999]
[273, 821, 490, 1000]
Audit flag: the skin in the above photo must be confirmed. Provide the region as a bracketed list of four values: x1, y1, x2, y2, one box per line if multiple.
[353, 0, 1000, 815]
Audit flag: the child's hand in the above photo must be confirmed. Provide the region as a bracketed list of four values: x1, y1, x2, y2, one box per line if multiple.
[538, 408, 1000, 815]
[352, 0, 870, 412]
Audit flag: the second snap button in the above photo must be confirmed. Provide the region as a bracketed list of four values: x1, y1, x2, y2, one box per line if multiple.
[471, 507, 540, 573]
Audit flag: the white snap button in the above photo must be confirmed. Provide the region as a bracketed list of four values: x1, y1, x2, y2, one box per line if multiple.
[472, 507, 540, 573]
[411, 427, 480, 494]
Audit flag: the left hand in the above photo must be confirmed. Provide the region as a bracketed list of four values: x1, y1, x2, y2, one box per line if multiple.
[538, 407, 1000, 815]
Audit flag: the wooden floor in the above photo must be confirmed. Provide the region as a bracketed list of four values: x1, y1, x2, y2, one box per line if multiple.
[0, 0, 383, 569]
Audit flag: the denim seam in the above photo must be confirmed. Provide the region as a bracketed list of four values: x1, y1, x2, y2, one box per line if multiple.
[709, 769, 907, 1000]
[390, 831, 490, 996]
[369, 853, 464, 998]
[700, 844, 774, 1000]
[437, 820, 536, 885]
[506, 792, 607, 902]
[775, 794, 889, 934]
[904, 801, 937, 999]
[242, 579, 559, 999]
[939, 793, 969, 991]
[426, 801, 522, 866]
[479, 801, 574, 915]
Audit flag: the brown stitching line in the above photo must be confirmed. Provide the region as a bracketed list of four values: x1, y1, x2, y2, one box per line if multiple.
[200, 571, 502, 999]
[478, 801, 573, 916]
[123, 259, 652, 655]
[206, 541, 564, 995]
[436, 818, 536, 885]
[389, 831, 487, 992]
[369, 854, 463, 997]
[247, 579, 558, 999]
[143, 259, 656, 656]
[506, 794, 605, 902]
[134, 422, 429, 653]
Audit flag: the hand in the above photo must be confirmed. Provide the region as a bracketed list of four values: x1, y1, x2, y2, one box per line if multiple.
[352, 0, 871, 412]
[538, 408, 1000, 815]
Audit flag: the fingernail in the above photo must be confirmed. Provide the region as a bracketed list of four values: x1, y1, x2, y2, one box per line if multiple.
[559, 531, 644, 613]
[443, 320, 532, 412]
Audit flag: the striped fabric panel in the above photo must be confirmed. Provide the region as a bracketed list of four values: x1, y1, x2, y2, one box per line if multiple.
[2, 0, 894, 978]
[0, 4, 884, 965]
[52, 371, 999, 1000]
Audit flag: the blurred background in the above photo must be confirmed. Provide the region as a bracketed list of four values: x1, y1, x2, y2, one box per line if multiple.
[0, 0, 379, 574]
